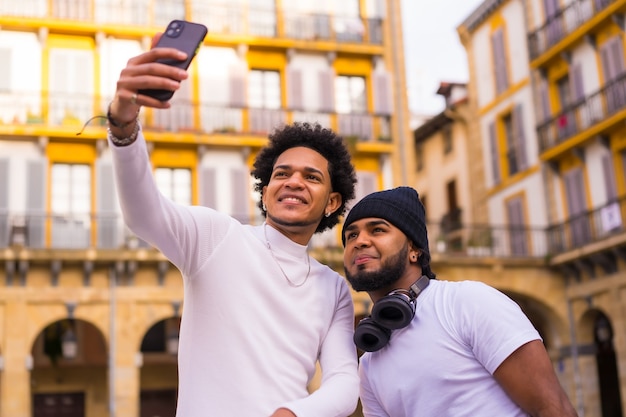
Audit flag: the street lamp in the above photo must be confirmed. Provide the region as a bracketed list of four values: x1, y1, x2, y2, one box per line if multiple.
[61, 322, 78, 359]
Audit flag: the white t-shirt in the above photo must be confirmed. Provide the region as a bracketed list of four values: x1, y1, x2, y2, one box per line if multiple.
[109, 132, 359, 417]
[359, 279, 540, 417]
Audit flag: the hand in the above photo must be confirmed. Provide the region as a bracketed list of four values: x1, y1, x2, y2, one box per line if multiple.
[269, 408, 297, 417]
[108, 33, 189, 127]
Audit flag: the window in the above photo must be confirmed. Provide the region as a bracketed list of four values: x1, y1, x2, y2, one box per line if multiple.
[51, 163, 91, 248]
[155, 168, 192, 206]
[335, 75, 366, 114]
[501, 105, 528, 177]
[248, 69, 281, 109]
[51, 164, 91, 215]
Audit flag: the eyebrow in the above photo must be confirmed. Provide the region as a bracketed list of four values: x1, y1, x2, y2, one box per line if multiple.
[344, 219, 390, 233]
[273, 164, 325, 178]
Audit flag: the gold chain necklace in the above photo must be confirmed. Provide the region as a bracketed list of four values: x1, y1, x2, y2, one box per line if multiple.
[263, 223, 311, 288]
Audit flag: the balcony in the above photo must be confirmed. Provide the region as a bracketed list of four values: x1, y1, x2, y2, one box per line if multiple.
[0, 91, 392, 145]
[537, 72, 626, 154]
[527, 0, 615, 62]
[0, 2, 384, 47]
[547, 197, 626, 255]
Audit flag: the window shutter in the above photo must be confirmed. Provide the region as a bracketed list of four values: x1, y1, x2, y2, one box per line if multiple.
[609, 36, 625, 77]
[287, 66, 304, 111]
[26, 159, 46, 248]
[231, 168, 249, 223]
[0, 158, 8, 247]
[229, 61, 247, 108]
[602, 154, 617, 200]
[513, 105, 528, 171]
[506, 197, 527, 255]
[354, 171, 377, 203]
[489, 122, 501, 185]
[539, 79, 551, 122]
[571, 64, 584, 101]
[96, 161, 119, 248]
[0, 49, 11, 91]
[318, 69, 335, 112]
[564, 168, 591, 246]
[491, 29, 508, 94]
[373, 71, 393, 115]
[200, 167, 217, 208]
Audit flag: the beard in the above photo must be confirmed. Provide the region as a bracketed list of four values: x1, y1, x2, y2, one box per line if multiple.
[345, 243, 409, 292]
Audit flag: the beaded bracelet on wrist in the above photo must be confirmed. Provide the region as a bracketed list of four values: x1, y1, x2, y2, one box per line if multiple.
[107, 119, 141, 147]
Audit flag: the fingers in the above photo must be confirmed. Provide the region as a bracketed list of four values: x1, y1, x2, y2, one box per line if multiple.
[110, 46, 189, 119]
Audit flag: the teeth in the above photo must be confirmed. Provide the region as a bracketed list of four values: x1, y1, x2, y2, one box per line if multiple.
[283, 197, 302, 203]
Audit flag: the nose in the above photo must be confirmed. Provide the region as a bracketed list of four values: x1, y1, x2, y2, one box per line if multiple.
[353, 232, 371, 248]
[283, 172, 305, 188]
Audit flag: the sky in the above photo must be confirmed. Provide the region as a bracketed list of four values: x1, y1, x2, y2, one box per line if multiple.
[401, 0, 485, 116]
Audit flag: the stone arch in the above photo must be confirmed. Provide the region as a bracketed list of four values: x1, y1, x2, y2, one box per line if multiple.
[576, 308, 624, 417]
[30, 317, 108, 417]
[136, 304, 182, 417]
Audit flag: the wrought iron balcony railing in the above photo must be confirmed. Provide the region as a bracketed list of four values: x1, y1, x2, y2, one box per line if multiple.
[1, 205, 623, 259]
[527, 0, 614, 61]
[537, 71, 626, 153]
[0, 2, 383, 46]
[546, 196, 626, 254]
[0, 91, 392, 144]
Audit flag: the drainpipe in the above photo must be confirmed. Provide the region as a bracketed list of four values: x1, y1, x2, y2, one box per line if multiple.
[567, 296, 585, 416]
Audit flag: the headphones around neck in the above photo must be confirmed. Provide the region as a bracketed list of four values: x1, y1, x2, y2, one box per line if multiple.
[354, 275, 430, 352]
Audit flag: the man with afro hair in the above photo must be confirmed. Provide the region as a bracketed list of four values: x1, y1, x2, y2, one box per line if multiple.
[106, 41, 359, 417]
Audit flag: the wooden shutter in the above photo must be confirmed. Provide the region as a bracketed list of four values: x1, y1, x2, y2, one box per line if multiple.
[513, 105, 528, 171]
[229, 61, 247, 108]
[373, 71, 392, 115]
[200, 167, 217, 208]
[318, 69, 335, 112]
[0, 158, 8, 247]
[287, 66, 304, 111]
[96, 161, 118, 248]
[602, 154, 617, 200]
[354, 171, 377, 204]
[489, 122, 501, 185]
[0, 49, 11, 91]
[491, 28, 508, 94]
[506, 197, 527, 255]
[26, 159, 46, 248]
[564, 168, 591, 246]
[539, 78, 551, 122]
[231, 168, 249, 223]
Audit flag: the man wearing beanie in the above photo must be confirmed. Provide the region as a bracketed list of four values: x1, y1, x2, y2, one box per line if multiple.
[342, 187, 577, 417]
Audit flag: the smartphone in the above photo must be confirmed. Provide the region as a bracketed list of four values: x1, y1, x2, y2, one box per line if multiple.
[138, 20, 208, 102]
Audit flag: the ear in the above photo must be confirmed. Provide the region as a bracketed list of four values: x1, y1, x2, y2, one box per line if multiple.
[325, 191, 342, 215]
[261, 185, 268, 208]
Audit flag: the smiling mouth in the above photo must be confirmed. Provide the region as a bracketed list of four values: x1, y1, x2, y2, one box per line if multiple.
[280, 197, 306, 204]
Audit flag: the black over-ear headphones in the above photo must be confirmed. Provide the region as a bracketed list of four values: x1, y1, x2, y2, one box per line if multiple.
[354, 275, 430, 352]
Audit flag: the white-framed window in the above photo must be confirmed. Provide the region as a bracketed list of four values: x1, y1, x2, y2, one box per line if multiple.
[335, 75, 366, 114]
[155, 168, 192, 206]
[248, 69, 281, 109]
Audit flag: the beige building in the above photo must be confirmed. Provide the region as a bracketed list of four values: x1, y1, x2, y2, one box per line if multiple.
[0, 1, 411, 416]
[446, 0, 626, 416]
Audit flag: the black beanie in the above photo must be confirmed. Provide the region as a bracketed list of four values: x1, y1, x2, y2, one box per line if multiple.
[342, 187, 429, 257]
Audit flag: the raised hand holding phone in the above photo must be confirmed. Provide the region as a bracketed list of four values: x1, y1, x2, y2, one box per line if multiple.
[138, 20, 208, 102]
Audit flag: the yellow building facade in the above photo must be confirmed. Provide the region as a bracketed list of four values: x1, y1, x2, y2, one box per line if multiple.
[0, 1, 411, 416]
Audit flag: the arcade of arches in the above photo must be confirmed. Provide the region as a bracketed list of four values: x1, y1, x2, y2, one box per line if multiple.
[0, 255, 624, 417]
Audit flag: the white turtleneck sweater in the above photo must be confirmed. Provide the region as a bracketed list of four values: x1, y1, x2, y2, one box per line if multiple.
[108, 131, 359, 417]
